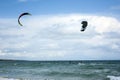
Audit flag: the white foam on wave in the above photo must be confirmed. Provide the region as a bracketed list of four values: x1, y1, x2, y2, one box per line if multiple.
[0, 77, 19, 80]
[107, 76, 120, 80]
[78, 62, 85, 66]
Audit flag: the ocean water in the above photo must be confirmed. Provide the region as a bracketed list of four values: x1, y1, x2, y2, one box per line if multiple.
[0, 60, 120, 80]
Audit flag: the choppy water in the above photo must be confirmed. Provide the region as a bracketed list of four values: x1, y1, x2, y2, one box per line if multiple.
[0, 60, 120, 80]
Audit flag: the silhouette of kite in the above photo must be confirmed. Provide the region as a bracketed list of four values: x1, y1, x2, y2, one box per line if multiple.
[18, 12, 31, 26]
[81, 21, 88, 32]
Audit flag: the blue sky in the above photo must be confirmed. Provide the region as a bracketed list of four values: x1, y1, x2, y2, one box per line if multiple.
[0, 0, 120, 17]
[0, 0, 120, 60]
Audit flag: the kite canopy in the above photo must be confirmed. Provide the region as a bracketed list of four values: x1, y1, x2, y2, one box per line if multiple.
[81, 21, 88, 32]
[18, 12, 31, 26]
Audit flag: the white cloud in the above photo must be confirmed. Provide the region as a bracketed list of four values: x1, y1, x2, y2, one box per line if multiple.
[111, 44, 119, 49]
[0, 14, 120, 60]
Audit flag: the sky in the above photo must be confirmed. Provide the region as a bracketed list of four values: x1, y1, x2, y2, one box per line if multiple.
[0, 0, 120, 60]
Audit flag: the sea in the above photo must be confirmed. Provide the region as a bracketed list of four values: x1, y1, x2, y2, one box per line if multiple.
[0, 60, 120, 80]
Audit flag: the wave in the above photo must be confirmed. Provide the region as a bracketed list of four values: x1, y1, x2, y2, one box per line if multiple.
[107, 75, 120, 80]
[0, 77, 19, 80]
[77, 62, 86, 66]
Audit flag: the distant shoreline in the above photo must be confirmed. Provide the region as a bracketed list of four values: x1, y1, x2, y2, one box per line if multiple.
[0, 59, 120, 62]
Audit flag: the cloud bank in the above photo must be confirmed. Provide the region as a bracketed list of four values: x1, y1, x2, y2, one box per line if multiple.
[0, 14, 120, 60]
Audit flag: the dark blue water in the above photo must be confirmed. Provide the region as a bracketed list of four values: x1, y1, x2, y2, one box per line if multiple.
[0, 60, 120, 80]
